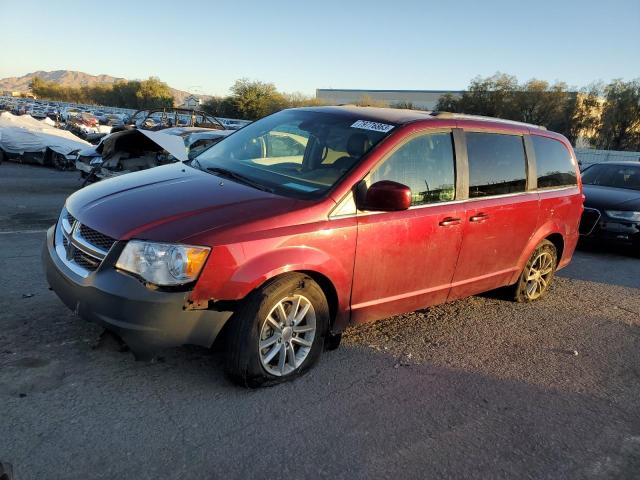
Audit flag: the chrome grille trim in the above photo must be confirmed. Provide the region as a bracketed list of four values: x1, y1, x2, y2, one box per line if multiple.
[61, 211, 75, 234]
[71, 224, 110, 259]
[55, 221, 91, 278]
[54, 208, 117, 277]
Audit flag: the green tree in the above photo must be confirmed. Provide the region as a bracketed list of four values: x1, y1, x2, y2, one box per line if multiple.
[29, 75, 175, 109]
[135, 77, 174, 109]
[434, 93, 460, 112]
[201, 96, 239, 118]
[459, 73, 519, 118]
[594, 79, 640, 151]
[228, 79, 287, 120]
[435, 73, 581, 142]
[569, 83, 602, 146]
[391, 101, 416, 110]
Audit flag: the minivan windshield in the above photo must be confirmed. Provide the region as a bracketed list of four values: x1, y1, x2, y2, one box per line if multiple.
[581, 163, 640, 191]
[190, 109, 394, 198]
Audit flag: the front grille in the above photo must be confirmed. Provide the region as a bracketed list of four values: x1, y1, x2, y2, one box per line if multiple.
[579, 208, 601, 235]
[78, 224, 116, 253]
[55, 208, 117, 277]
[72, 249, 100, 271]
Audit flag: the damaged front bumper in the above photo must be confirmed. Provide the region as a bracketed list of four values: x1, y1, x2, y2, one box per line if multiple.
[42, 225, 233, 356]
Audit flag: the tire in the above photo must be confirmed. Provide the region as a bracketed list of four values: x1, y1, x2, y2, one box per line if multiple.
[511, 239, 558, 303]
[225, 273, 329, 387]
[52, 152, 65, 170]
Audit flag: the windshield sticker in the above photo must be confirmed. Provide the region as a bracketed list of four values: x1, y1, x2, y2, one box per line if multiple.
[282, 182, 319, 192]
[351, 120, 394, 133]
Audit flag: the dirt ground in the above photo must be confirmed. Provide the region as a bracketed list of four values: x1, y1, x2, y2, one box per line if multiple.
[1, 163, 639, 479]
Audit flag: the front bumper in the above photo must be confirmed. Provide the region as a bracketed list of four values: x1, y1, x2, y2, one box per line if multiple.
[579, 208, 640, 245]
[43, 226, 233, 355]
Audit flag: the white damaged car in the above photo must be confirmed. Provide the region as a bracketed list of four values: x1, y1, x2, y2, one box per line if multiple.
[75, 127, 233, 183]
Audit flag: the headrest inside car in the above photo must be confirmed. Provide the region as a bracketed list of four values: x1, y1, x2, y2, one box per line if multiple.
[347, 133, 371, 157]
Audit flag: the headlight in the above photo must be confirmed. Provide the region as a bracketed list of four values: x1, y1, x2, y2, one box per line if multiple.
[116, 240, 210, 286]
[605, 210, 640, 222]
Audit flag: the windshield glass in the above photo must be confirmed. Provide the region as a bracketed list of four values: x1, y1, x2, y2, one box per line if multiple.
[191, 109, 394, 198]
[581, 163, 640, 191]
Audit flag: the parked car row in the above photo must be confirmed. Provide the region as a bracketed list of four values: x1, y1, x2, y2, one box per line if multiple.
[0, 97, 133, 125]
[1, 96, 251, 171]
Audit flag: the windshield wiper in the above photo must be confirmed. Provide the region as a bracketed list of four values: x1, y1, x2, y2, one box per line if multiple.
[205, 167, 275, 193]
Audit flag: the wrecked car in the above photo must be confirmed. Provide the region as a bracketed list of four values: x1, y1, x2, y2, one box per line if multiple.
[0, 111, 90, 169]
[75, 127, 233, 182]
[128, 108, 226, 131]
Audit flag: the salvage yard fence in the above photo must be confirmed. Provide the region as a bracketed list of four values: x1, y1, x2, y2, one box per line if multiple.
[575, 148, 640, 168]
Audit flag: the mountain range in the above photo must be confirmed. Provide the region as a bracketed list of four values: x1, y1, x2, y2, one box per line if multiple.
[0, 70, 199, 106]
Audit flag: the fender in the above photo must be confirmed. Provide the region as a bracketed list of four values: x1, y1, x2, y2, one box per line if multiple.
[190, 244, 353, 329]
[232, 246, 349, 299]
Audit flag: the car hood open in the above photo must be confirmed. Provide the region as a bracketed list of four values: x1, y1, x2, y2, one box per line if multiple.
[138, 129, 188, 161]
[66, 162, 301, 242]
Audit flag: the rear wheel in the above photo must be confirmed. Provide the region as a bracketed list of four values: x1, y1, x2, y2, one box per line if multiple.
[52, 152, 68, 170]
[225, 273, 329, 387]
[511, 240, 558, 302]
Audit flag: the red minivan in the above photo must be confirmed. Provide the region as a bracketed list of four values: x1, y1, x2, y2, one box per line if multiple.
[43, 106, 583, 386]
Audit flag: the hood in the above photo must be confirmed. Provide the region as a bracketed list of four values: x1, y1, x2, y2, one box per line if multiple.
[583, 184, 640, 210]
[99, 129, 188, 162]
[77, 145, 100, 157]
[66, 163, 301, 242]
[139, 129, 188, 161]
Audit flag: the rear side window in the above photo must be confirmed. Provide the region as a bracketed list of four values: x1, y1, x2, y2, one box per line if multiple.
[369, 132, 456, 206]
[532, 136, 577, 189]
[466, 132, 527, 198]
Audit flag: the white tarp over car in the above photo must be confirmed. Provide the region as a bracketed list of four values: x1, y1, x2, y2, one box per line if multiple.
[0, 112, 90, 156]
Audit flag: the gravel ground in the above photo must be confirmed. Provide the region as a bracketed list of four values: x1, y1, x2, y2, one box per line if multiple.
[1, 163, 639, 480]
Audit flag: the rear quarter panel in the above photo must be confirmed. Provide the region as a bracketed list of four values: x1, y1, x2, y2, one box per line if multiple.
[511, 131, 583, 280]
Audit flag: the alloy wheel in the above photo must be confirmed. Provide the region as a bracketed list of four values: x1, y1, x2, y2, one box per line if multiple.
[258, 294, 316, 376]
[525, 251, 554, 300]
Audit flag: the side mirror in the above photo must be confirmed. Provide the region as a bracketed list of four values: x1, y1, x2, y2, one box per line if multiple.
[361, 180, 412, 211]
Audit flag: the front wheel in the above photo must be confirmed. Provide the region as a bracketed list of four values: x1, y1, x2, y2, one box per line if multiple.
[511, 239, 558, 302]
[225, 273, 329, 387]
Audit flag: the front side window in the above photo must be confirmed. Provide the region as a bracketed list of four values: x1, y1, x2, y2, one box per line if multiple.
[192, 110, 393, 198]
[532, 136, 577, 188]
[369, 132, 456, 206]
[467, 132, 527, 198]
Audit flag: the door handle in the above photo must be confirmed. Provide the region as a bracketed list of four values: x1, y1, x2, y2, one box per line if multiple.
[469, 213, 489, 222]
[439, 217, 462, 226]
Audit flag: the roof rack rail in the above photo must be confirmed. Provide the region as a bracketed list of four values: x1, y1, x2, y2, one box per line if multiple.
[429, 111, 546, 130]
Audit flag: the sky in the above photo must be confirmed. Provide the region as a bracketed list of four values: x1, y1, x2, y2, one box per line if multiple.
[1, 0, 638, 96]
